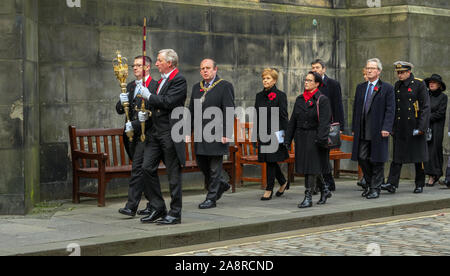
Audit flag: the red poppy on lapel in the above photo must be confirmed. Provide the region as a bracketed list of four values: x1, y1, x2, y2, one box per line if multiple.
[408, 88, 412, 92]
[268, 92, 277, 101]
[309, 101, 313, 106]
[320, 83, 324, 87]
[200, 89, 204, 92]
[373, 86, 379, 92]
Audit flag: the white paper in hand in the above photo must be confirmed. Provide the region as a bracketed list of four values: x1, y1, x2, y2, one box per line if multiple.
[275, 130, 285, 143]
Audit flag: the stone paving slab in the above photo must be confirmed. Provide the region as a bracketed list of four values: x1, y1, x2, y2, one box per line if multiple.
[1, 178, 450, 256]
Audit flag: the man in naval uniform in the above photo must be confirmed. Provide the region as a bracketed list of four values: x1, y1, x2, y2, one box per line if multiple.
[382, 61, 430, 194]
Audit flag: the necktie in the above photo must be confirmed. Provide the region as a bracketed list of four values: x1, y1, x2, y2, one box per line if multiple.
[157, 75, 168, 94]
[204, 81, 210, 88]
[364, 83, 374, 113]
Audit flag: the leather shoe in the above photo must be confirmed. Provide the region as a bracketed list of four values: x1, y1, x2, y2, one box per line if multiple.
[137, 205, 152, 216]
[118, 208, 136, 217]
[366, 189, 380, 199]
[199, 199, 216, 209]
[216, 182, 231, 201]
[413, 186, 423, 194]
[442, 180, 450, 188]
[381, 183, 396, 194]
[140, 209, 167, 223]
[157, 215, 181, 225]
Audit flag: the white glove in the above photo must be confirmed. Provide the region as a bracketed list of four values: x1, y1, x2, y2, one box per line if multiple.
[120, 93, 129, 105]
[125, 122, 133, 132]
[138, 111, 149, 122]
[448, 132, 450, 137]
[137, 84, 151, 100]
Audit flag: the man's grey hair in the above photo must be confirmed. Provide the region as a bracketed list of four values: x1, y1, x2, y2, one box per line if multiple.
[367, 58, 383, 71]
[159, 49, 179, 68]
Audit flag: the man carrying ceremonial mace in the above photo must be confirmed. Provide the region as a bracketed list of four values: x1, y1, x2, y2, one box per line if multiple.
[116, 17, 159, 217]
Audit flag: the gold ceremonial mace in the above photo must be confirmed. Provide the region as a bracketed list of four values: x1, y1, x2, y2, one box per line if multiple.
[113, 51, 134, 142]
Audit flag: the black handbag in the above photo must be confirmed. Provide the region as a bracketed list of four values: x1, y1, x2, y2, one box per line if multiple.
[317, 95, 341, 149]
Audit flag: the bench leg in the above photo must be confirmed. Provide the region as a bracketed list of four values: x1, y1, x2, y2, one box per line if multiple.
[288, 163, 295, 183]
[236, 163, 243, 187]
[97, 175, 106, 207]
[334, 160, 341, 178]
[72, 174, 80, 204]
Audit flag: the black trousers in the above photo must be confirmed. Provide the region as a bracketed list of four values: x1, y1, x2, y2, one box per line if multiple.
[387, 161, 425, 188]
[358, 140, 385, 190]
[125, 142, 152, 211]
[143, 131, 182, 217]
[196, 155, 227, 202]
[266, 162, 286, 191]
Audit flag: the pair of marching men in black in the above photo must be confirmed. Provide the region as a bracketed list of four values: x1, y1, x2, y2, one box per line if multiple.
[117, 53, 234, 224]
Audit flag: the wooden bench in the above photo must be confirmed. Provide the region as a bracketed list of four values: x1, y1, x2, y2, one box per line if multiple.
[69, 125, 236, 207]
[233, 119, 360, 189]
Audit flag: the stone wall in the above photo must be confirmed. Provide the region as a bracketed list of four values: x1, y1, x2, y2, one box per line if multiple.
[0, 0, 39, 215]
[0, 0, 449, 214]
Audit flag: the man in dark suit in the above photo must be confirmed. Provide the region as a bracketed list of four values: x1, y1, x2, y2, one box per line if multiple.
[186, 59, 235, 209]
[116, 55, 158, 217]
[351, 58, 395, 199]
[137, 49, 187, 225]
[311, 59, 345, 191]
[382, 61, 430, 194]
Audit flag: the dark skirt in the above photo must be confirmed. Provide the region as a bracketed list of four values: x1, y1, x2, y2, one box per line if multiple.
[293, 129, 330, 175]
[424, 121, 445, 177]
[258, 142, 289, 163]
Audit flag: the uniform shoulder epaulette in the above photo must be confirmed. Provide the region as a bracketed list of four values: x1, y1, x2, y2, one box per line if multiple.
[415, 78, 423, 82]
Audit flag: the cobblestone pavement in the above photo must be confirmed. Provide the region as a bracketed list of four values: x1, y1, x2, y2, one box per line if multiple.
[170, 212, 450, 256]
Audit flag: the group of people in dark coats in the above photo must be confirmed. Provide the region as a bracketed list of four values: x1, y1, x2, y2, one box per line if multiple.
[115, 51, 448, 222]
[354, 59, 449, 199]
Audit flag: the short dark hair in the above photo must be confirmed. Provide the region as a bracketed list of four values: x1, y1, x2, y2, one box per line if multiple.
[134, 55, 152, 65]
[311, 59, 326, 69]
[307, 71, 323, 86]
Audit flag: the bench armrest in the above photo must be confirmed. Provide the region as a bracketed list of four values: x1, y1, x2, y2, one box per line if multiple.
[72, 150, 108, 161]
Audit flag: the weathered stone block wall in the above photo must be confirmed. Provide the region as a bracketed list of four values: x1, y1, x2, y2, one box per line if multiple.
[0, 0, 39, 215]
[0, 0, 449, 214]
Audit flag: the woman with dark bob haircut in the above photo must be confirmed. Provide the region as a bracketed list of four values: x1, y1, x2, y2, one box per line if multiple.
[285, 71, 332, 208]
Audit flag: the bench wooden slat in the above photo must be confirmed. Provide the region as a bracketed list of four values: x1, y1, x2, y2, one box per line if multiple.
[87, 136, 94, 167]
[103, 136, 111, 167]
[118, 135, 126, 166]
[111, 135, 118, 166]
[79, 137, 86, 168]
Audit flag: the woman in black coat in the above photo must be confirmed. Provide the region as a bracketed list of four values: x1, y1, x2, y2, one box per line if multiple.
[285, 71, 332, 208]
[424, 74, 447, 186]
[254, 68, 289, 200]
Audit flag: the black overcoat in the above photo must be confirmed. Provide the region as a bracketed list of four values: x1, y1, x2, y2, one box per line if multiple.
[116, 78, 158, 160]
[319, 75, 345, 130]
[188, 76, 235, 156]
[351, 79, 395, 163]
[392, 73, 430, 163]
[254, 86, 289, 163]
[285, 91, 331, 174]
[424, 89, 448, 176]
[147, 70, 187, 166]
